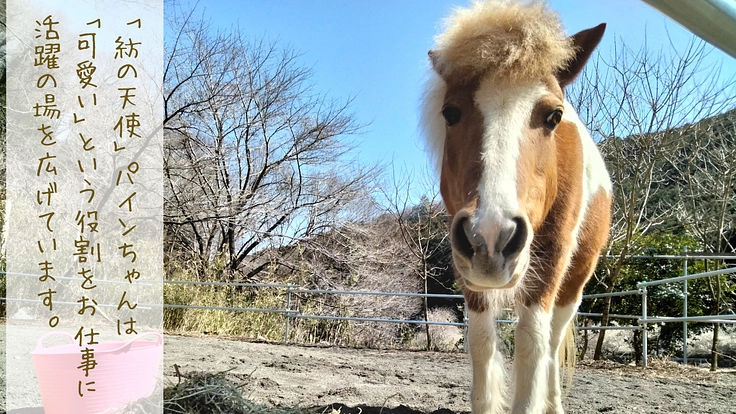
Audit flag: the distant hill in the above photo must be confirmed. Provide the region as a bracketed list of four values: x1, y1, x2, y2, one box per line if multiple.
[601, 107, 736, 253]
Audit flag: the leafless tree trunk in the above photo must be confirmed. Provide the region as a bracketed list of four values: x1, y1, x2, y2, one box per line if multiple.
[709, 264, 721, 371]
[580, 328, 589, 361]
[0, 2, 6, 316]
[568, 35, 736, 360]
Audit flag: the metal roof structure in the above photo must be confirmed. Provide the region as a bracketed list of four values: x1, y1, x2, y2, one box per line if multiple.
[643, 0, 736, 59]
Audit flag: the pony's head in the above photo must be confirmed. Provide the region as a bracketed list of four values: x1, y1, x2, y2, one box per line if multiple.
[423, 1, 604, 291]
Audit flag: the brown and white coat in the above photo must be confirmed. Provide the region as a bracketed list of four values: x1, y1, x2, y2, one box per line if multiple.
[422, 2, 612, 413]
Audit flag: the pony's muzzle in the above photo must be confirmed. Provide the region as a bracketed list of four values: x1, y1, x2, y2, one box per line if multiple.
[451, 211, 529, 287]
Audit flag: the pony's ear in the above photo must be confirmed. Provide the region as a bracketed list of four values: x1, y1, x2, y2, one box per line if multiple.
[557, 23, 606, 88]
[428, 50, 444, 76]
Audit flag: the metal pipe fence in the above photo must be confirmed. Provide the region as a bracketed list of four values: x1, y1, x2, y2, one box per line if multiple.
[577, 252, 736, 368]
[635, 265, 736, 367]
[1, 252, 735, 367]
[161, 281, 471, 343]
[157, 254, 735, 367]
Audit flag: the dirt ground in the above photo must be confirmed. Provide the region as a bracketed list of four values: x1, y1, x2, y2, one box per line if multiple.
[3, 328, 736, 414]
[161, 333, 736, 414]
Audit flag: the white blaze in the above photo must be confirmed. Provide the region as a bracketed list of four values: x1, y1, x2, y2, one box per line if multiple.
[472, 79, 547, 246]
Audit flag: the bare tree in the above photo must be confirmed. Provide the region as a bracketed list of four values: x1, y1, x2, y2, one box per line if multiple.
[163, 9, 375, 280]
[0, 0, 6, 316]
[0, 2, 6, 260]
[272, 212, 424, 347]
[668, 113, 736, 370]
[382, 168, 452, 350]
[569, 35, 736, 360]
[670, 114, 736, 255]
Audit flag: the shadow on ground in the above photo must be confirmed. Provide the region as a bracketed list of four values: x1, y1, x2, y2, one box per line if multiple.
[314, 403, 463, 414]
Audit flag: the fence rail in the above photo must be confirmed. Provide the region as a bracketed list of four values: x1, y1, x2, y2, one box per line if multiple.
[636, 264, 736, 367]
[1, 252, 735, 367]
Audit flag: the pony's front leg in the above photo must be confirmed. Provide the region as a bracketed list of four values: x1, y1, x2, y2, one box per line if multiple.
[511, 304, 552, 414]
[468, 308, 506, 414]
[545, 301, 579, 414]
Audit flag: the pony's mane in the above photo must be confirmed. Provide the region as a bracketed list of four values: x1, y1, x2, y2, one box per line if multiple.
[431, 0, 575, 83]
[421, 0, 575, 173]
[420, 72, 448, 174]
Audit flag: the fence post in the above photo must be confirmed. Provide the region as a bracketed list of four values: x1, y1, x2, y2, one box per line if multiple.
[683, 246, 688, 366]
[463, 302, 469, 353]
[640, 282, 648, 368]
[284, 283, 292, 343]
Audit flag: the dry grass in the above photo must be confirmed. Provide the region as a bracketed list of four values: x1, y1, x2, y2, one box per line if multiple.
[161, 370, 314, 414]
[163, 260, 422, 348]
[578, 357, 736, 385]
[164, 279, 288, 341]
[163, 263, 288, 341]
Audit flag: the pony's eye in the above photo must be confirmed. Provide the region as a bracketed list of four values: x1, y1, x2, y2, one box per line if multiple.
[544, 109, 563, 129]
[442, 105, 462, 126]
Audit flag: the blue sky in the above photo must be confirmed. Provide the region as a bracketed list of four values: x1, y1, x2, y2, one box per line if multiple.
[178, 0, 736, 201]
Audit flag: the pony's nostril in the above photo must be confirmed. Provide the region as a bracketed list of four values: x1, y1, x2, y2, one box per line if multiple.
[452, 217, 473, 258]
[499, 217, 528, 260]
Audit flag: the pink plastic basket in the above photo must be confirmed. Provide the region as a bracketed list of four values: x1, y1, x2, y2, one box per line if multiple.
[31, 331, 163, 414]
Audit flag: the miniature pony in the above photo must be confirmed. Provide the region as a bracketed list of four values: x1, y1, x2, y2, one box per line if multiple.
[422, 2, 611, 413]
